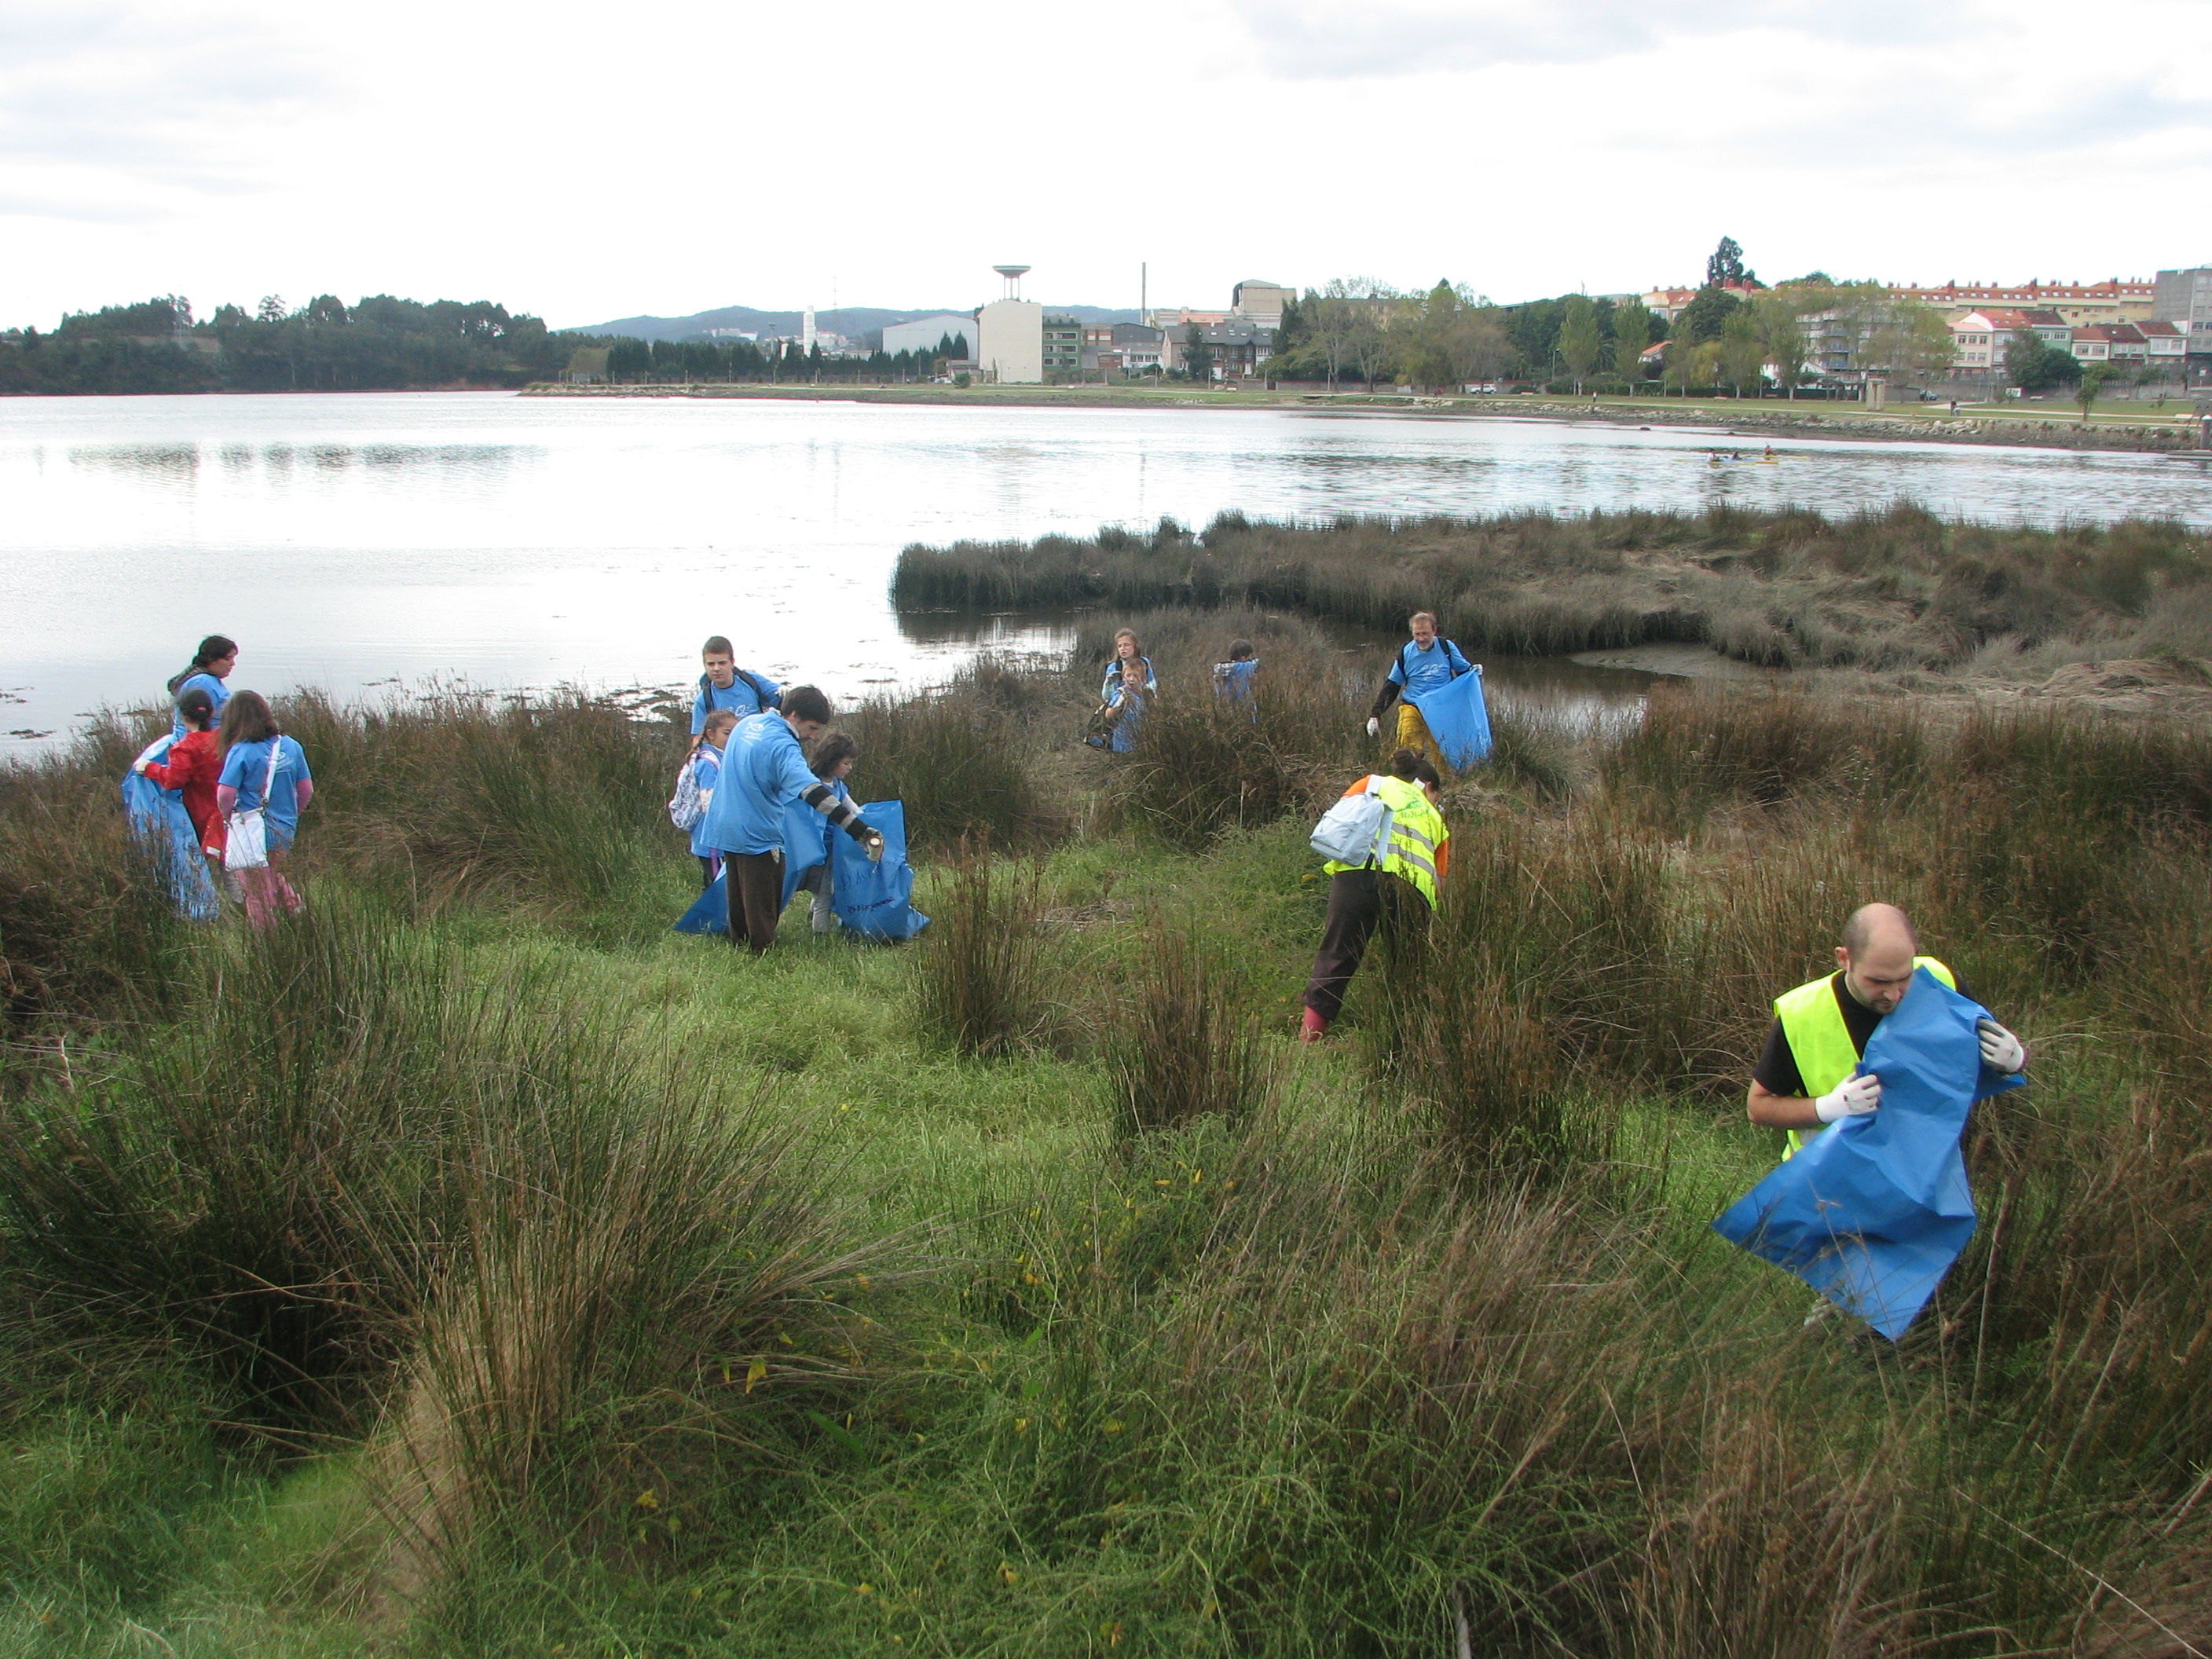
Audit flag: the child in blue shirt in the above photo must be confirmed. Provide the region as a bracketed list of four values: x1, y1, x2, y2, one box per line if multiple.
[167, 633, 236, 741]
[686, 709, 738, 888]
[797, 732, 859, 935]
[213, 689, 313, 928]
[1106, 658, 1150, 753]
[1100, 628, 1156, 704]
[691, 634, 781, 734]
[1213, 639, 1259, 716]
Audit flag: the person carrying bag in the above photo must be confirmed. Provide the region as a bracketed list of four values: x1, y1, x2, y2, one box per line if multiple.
[224, 739, 284, 872]
[214, 690, 314, 926]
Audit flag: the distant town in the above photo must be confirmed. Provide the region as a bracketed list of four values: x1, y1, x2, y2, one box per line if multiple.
[5, 246, 2209, 400]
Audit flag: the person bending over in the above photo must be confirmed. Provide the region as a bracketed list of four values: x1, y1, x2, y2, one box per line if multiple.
[698, 687, 881, 954]
[1300, 749, 1448, 1042]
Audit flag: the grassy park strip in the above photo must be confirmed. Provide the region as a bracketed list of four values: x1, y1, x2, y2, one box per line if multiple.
[3, 549, 2212, 1654]
[520, 379, 2212, 453]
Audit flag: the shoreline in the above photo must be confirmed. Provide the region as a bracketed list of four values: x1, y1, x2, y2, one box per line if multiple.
[518, 379, 2212, 456]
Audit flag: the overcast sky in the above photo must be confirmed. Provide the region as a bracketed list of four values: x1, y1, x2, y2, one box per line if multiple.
[4, 0, 2207, 331]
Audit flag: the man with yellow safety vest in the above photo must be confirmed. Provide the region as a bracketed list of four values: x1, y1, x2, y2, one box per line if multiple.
[1299, 749, 1449, 1043]
[1747, 903, 2028, 1152]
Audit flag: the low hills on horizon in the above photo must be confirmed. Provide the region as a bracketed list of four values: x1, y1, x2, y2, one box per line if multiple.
[562, 302, 1144, 344]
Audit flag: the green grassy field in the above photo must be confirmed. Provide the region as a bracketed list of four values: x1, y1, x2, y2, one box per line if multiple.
[3, 624, 2210, 1656]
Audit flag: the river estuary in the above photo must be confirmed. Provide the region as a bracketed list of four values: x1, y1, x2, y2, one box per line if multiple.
[4, 391, 2207, 756]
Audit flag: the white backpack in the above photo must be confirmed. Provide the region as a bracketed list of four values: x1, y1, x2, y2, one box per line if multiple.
[668, 751, 709, 831]
[1310, 778, 1393, 866]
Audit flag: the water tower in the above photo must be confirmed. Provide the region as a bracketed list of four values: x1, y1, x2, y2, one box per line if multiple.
[993, 264, 1031, 300]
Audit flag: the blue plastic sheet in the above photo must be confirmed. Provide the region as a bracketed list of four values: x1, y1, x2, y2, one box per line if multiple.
[1407, 667, 1492, 770]
[671, 799, 924, 940]
[829, 802, 929, 941]
[1712, 969, 2025, 1340]
[120, 737, 222, 921]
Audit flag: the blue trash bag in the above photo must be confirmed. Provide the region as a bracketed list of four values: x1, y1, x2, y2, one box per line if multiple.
[1712, 968, 2025, 1340]
[830, 801, 928, 941]
[121, 737, 222, 921]
[1408, 666, 1492, 770]
[668, 797, 843, 936]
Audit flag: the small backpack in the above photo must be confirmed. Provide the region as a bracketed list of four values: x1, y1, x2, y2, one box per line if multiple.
[668, 751, 708, 830]
[1310, 778, 1393, 865]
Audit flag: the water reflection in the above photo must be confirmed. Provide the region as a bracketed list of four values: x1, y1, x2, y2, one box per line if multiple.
[65, 443, 201, 482]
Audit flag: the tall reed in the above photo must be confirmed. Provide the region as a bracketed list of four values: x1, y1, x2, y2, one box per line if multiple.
[911, 846, 1046, 1057]
[1107, 924, 1269, 1136]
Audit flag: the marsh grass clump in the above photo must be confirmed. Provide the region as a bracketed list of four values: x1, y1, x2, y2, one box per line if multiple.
[1606, 682, 1930, 817]
[287, 687, 673, 916]
[0, 712, 200, 1020]
[0, 897, 881, 1603]
[897, 506, 2212, 672]
[845, 660, 1067, 851]
[1107, 924, 1269, 1136]
[912, 846, 1046, 1057]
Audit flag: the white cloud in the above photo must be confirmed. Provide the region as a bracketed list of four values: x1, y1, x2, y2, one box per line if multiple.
[0, 2, 327, 222]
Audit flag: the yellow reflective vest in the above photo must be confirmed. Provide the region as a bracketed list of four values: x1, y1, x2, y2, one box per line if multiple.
[1775, 955, 1956, 1156]
[1323, 775, 1448, 909]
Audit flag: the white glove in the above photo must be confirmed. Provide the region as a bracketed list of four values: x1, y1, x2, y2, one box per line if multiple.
[1976, 1018, 2025, 1074]
[1814, 1072, 1881, 1123]
[1364, 716, 1380, 738]
[132, 759, 151, 775]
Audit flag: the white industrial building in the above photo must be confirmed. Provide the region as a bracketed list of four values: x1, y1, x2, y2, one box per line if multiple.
[978, 299, 1043, 383]
[881, 313, 978, 356]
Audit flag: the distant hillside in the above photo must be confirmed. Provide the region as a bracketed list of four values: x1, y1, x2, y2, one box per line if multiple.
[562, 302, 1143, 346]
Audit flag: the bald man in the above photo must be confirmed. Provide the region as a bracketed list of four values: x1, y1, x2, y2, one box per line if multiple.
[1748, 903, 2028, 1159]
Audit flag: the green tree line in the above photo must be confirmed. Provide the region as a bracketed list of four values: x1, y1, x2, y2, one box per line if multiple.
[0, 293, 975, 394]
[1265, 240, 1962, 397]
[0, 293, 583, 394]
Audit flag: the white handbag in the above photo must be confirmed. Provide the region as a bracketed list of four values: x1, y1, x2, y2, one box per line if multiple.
[223, 739, 285, 872]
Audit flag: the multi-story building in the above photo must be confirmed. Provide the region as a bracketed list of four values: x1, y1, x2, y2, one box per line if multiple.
[1230, 280, 1296, 331]
[1166, 320, 1276, 379]
[1949, 309, 2021, 374]
[2070, 324, 2115, 364]
[1082, 324, 1166, 375]
[1042, 316, 1083, 376]
[2137, 319, 2188, 370]
[1886, 278, 2154, 327]
[2020, 308, 2073, 347]
[2152, 266, 2212, 356]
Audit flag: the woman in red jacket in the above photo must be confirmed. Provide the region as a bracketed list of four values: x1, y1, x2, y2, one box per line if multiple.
[136, 686, 226, 873]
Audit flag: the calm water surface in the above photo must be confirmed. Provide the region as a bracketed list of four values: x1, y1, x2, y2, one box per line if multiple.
[4, 392, 2207, 755]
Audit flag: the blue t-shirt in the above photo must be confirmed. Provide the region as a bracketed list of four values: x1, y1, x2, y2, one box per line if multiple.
[218, 735, 312, 844]
[687, 748, 723, 859]
[1214, 659, 1258, 702]
[1386, 639, 1473, 700]
[1107, 680, 1145, 753]
[1100, 656, 1155, 703]
[700, 714, 820, 855]
[690, 671, 780, 734]
[171, 672, 232, 739]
